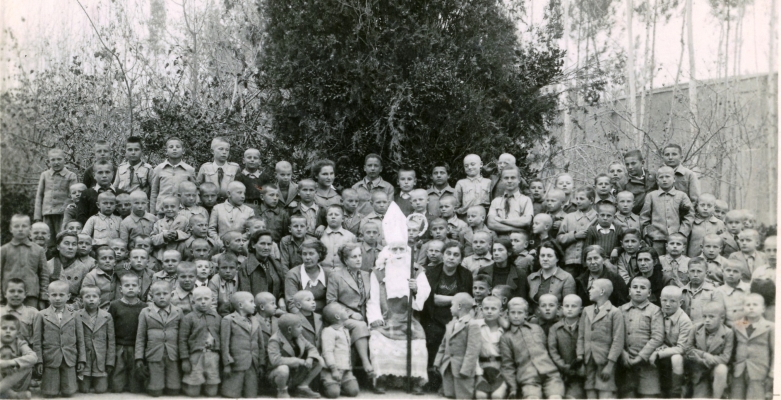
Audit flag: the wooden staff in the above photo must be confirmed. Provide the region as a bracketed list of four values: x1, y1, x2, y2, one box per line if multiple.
[407, 244, 415, 393]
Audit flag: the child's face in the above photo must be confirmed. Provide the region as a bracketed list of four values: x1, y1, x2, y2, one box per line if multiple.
[398, 171, 416, 192]
[588, 285, 603, 302]
[70, 187, 84, 203]
[243, 151, 261, 171]
[688, 264, 707, 287]
[466, 209, 484, 227]
[129, 250, 148, 271]
[125, 142, 142, 164]
[595, 177, 612, 196]
[492, 243, 509, 263]
[200, 188, 219, 208]
[48, 285, 70, 309]
[696, 198, 715, 218]
[362, 225, 380, 245]
[430, 223, 447, 240]
[98, 197, 117, 215]
[701, 238, 722, 260]
[343, 193, 359, 213]
[529, 182, 545, 200]
[9, 218, 30, 241]
[256, 297, 278, 316]
[48, 152, 65, 171]
[471, 234, 490, 255]
[608, 164, 626, 184]
[438, 199, 455, 218]
[738, 234, 758, 253]
[616, 194, 633, 214]
[121, 278, 140, 299]
[30, 226, 50, 247]
[764, 238, 777, 265]
[561, 297, 582, 319]
[110, 243, 128, 261]
[290, 219, 308, 239]
[82, 290, 100, 310]
[228, 236, 249, 256]
[77, 236, 92, 256]
[228, 186, 246, 206]
[4, 283, 26, 308]
[190, 219, 208, 238]
[621, 234, 641, 254]
[263, 189, 280, 208]
[238, 296, 256, 315]
[151, 286, 172, 308]
[195, 261, 212, 280]
[472, 282, 490, 302]
[624, 156, 643, 176]
[212, 142, 230, 163]
[193, 291, 211, 313]
[166, 140, 184, 160]
[95, 145, 111, 162]
[180, 188, 198, 207]
[544, 195, 563, 213]
[246, 221, 266, 237]
[507, 304, 527, 326]
[555, 176, 573, 195]
[702, 309, 721, 331]
[629, 280, 651, 304]
[97, 251, 116, 272]
[481, 300, 501, 322]
[298, 184, 316, 204]
[463, 156, 482, 177]
[743, 217, 756, 230]
[427, 242, 444, 264]
[410, 193, 428, 213]
[117, 196, 132, 217]
[573, 192, 592, 211]
[178, 269, 196, 291]
[162, 253, 181, 274]
[660, 292, 681, 316]
[743, 296, 765, 319]
[94, 166, 114, 187]
[161, 200, 179, 219]
[64, 221, 83, 235]
[371, 194, 390, 215]
[326, 208, 344, 229]
[431, 167, 449, 187]
[596, 208, 615, 228]
[723, 265, 742, 286]
[0, 321, 18, 345]
[532, 216, 548, 234]
[298, 293, 317, 313]
[510, 233, 528, 254]
[636, 252, 654, 275]
[364, 158, 382, 179]
[131, 196, 149, 216]
[657, 171, 674, 190]
[662, 147, 682, 168]
[725, 217, 743, 234]
[714, 204, 728, 220]
[449, 301, 463, 317]
[218, 262, 238, 281]
[289, 323, 304, 339]
[538, 298, 558, 321]
[134, 239, 152, 253]
[191, 242, 212, 260]
[275, 166, 293, 185]
[666, 237, 686, 257]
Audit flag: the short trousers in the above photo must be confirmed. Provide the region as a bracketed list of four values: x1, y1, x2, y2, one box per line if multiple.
[147, 358, 181, 391]
[584, 359, 616, 391]
[618, 361, 660, 395]
[41, 364, 77, 396]
[321, 369, 356, 387]
[344, 319, 370, 343]
[475, 363, 504, 393]
[520, 372, 565, 399]
[268, 363, 313, 388]
[182, 350, 221, 386]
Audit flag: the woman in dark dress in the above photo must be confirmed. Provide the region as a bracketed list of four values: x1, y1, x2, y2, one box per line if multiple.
[477, 237, 528, 300]
[575, 245, 629, 307]
[239, 230, 288, 307]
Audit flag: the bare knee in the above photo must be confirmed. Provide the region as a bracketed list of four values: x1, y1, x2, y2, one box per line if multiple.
[343, 381, 359, 397]
[475, 390, 488, 399]
[324, 384, 340, 399]
[273, 366, 290, 387]
[671, 354, 684, 374]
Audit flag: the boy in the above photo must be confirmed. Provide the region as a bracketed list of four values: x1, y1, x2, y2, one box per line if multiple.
[82, 192, 123, 247]
[181, 216, 219, 261]
[274, 161, 298, 209]
[320, 205, 357, 269]
[170, 262, 198, 315]
[63, 220, 83, 236]
[82, 246, 118, 309]
[291, 291, 323, 348]
[613, 191, 640, 232]
[433, 293, 480, 400]
[543, 189, 567, 237]
[439, 195, 468, 242]
[150, 137, 196, 215]
[584, 203, 623, 259]
[107, 274, 147, 393]
[510, 231, 533, 274]
[115, 193, 133, 219]
[154, 249, 182, 284]
[535, 294, 559, 336]
[486, 167, 533, 234]
[194, 259, 213, 287]
[235, 148, 266, 215]
[715, 260, 751, 324]
[548, 294, 584, 400]
[490, 153, 517, 200]
[208, 253, 241, 316]
[688, 193, 726, 257]
[359, 222, 383, 272]
[135, 280, 184, 396]
[208, 181, 255, 247]
[32, 280, 86, 397]
[461, 231, 493, 277]
[528, 179, 546, 215]
[280, 215, 318, 271]
[731, 293, 774, 400]
[649, 286, 693, 398]
[220, 291, 263, 398]
[125, 248, 155, 302]
[473, 296, 507, 399]
[213, 231, 249, 267]
[292, 179, 326, 236]
[685, 301, 733, 399]
[0, 314, 37, 399]
[35, 148, 79, 244]
[714, 199, 729, 221]
[61, 183, 87, 237]
[557, 186, 597, 276]
[462, 206, 491, 257]
[408, 188, 432, 220]
[177, 181, 209, 223]
[531, 213, 553, 244]
[198, 183, 220, 216]
[662, 144, 701, 203]
[394, 168, 416, 216]
[352, 154, 395, 215]
[455, 154, 491, 218]
[359, 190, 391, 244]
[472, 276, 492, 309]
[30, 222, 53, 259]
[76, 160, 118, 224]
[77, 285, 116, 394]
[720, 209, 744, 256]
[340, 188, 364, 236]
[554, 174, 577, 213]
[151, 196, 191, 260]
[267, 313, 324, 398]
[594, 173, 616, 204]
[81, 140, 114, 189]
[659, 233, 691, 286]
[257, 184, 291, 243]
[427, 163, 454, 218]
[752, 235, 777, 282]
[253, 292, 280, 350]
[109, 238, 130, 275]
[320, 303, 360, 398]
[640, 166, 695, 255]
[1, 215, 50, 308]
[178, 286, 221, 397]
[575, 279, 624, 399]
[729, 229, 769, 282]
[0, 280, 38, 344]
[499, 297, 564, 399]
[197, 137, 239, 199]
[113, 136, 152, 196]
[699, 234, 728, 285]
[119, 191, 157, 244]
[133, 234, 161, 271]
[623, 149, 658, 215]
[618, 276, 664, 398]
[741, 210, 756, 230]
[681, 258, 723, 323]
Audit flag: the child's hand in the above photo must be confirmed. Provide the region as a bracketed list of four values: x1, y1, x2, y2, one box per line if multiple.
[370, 320, 385, 328]
[35, 363, 43, 377]
[574, 230, 586, 239]
[332, 367, 342, 381]
[224, 365, 232, 375]
[182, 359, 192, 374]
[166, 231, 178, 241]
[315, 225, 326, 238]
[0, 360, 15, 369]
[552, 220, 562, 231]
[106, 366, 114, 376]
[351, 312, 363, 321]
[135, 361, 149, 379]
[599, 364, 613, 381]
[305, 358, 313, 369]
[77, 362, 86, 373]
[649, 351, 658, 364]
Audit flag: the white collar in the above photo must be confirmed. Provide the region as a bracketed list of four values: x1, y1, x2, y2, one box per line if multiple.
[300, 265, 326, 288]
[93, 183, 116, 191]
[597, 224, 616, 233]
[242, 169, 261, 178]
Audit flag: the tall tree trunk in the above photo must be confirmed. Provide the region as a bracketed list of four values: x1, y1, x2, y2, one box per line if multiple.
[562, 0, 573, 148]
[643, 0, 658, 136]
[686, 0, 698, 157]
[768, 0, 777, 220]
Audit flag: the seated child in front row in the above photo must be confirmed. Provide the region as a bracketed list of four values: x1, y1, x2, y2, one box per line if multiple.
[220, 292, 261, 398]
[685, 301, 733, 399]
[267, 314, 324, 398]
[499, 297, 564, 399]
[320, 303, 361, 399]
[731, 293, 774, 400]
[434, 293, 480, 400]
[548, 294, 584, 400]
[649, 286, 693, 399]
[475, 296, 508, 400]
[33, 280, 86, 398]
[0, 314, 38, 399]
[77, 285, 116, 394]
[135, 281, 183, 397]
[179, 286, 222, 397]
[108, 274, 147, 394]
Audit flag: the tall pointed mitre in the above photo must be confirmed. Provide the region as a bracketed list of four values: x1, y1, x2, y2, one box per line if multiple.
[382, 201, 408, 246]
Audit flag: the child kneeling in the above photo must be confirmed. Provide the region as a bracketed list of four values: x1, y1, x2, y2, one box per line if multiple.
[267, 314, 323, 398]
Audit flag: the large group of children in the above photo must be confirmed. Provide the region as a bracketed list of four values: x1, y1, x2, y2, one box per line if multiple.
[0, 136, 775, 399]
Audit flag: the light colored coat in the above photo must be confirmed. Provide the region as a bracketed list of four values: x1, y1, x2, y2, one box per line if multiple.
[78, 309, 116, 376]
[134, 305, 183, 362]
[220, 312, 262, 371]
[433, 314, 481, 377]
[732, 318, 774, 380]
[32, 306, 86, 368]
[576, 301, 625, 365]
